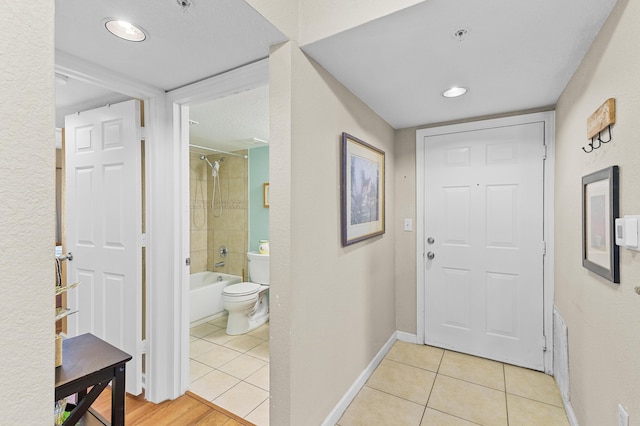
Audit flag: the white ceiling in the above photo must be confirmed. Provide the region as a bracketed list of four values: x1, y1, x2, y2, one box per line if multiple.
[189, 85, 270, 153]
[55, 0, 285, 90]
[55, 0, 618, 147]
[55, 0, 284, 149]
[302, 0, 618, 129]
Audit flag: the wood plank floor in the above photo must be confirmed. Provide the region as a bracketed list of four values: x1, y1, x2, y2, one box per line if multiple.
[91, 389, 255, 426]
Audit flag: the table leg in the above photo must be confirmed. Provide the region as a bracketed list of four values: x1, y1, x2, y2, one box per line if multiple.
[111, 365, 126, 426]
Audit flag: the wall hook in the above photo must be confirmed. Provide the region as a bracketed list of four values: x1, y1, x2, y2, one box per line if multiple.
[582, 124, 613, 153]
[598, 125, 612, 143]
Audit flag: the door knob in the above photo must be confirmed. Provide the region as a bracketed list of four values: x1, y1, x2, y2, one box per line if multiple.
[427, 237, 435, 245]
[427, 252, 435, 260]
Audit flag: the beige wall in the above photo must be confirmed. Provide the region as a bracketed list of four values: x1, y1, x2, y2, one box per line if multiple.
[248, 0, 425, 45]
[252, 2, 402, 423]
[554, 0, 640, 423]
[0, 1, 54, 423]
[269, 40, 396, 424]
[394, 127, 419, 334]
[299, 0, 424, 45]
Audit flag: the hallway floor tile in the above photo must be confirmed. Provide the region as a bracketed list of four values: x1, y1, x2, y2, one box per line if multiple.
[338, 341, 569, 426]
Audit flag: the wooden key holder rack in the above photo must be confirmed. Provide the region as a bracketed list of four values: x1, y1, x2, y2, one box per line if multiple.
[583, 98, 615, 153]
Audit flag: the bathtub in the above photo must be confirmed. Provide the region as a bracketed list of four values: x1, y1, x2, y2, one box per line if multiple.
[190, 271, 242, 324]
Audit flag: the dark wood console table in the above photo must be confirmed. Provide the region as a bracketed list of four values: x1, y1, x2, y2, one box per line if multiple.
[55, 333, 132, 426]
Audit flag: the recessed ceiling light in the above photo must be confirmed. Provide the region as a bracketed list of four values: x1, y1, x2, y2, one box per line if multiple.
[105, 20, 147, 42]
[442, 87, 468, 98]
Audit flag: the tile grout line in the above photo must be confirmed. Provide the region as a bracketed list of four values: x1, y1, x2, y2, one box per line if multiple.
[504, 362, 510, 426]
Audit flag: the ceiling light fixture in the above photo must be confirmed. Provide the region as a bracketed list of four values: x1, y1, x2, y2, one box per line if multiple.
[105, 19, 147, 42]
[442, 87, 468, 98]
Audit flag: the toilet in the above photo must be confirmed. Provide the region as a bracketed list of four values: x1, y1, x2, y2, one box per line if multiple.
[221, 251, 269, 335]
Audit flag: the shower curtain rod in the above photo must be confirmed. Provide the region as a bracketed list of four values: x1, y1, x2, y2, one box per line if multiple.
[189, 144, 248, 159]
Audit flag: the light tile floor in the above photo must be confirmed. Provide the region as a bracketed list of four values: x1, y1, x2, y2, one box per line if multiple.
[191, 321, 569, 426]
[338, 341, 570, 426]
[189, 315, 270, 426]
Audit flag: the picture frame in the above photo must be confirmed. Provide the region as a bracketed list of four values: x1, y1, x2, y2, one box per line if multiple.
[263, 183, 270, 208]
[341, 132, 385, 246]
[582, 165, 619, 283]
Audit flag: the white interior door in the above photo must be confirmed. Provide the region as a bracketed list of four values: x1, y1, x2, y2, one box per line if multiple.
[65, 99, 143, 395]
[422, 122, 545, 370]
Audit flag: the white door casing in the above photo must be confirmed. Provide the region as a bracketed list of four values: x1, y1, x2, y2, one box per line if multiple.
[417, 115, 551, 371]
[65, 99, 143, 395]
[166, 58, 269, 395]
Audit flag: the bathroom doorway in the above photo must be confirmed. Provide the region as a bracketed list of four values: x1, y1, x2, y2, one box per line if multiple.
[170, 61, 271, 425]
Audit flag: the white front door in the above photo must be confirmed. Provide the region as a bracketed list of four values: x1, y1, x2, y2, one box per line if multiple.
[421, 122, 546, 370]
[65, 99, 144, 394]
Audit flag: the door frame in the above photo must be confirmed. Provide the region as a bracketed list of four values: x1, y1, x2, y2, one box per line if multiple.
[415, 111, 556, 374]
[55, 51, 178, 402]
[165, 58, 269, 394]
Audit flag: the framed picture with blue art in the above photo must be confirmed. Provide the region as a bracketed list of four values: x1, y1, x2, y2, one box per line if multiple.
[341, 132, 385, 246]
[582, 165, 619, 283]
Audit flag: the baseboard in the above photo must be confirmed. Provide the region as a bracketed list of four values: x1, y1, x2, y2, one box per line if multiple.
[564, 399, 579, 426]
[396, 331, 417, 344]
[321, 331, 398, 426]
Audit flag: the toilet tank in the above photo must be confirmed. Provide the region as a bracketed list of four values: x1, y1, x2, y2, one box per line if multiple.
[247, 252, 269, 284]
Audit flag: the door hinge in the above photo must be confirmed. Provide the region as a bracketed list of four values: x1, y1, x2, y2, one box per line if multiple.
[139, 339, 148, 354]
[542, 144, 547, 160]
[541, 336, 548, 352]
[140, 127, 146, 141]
[185, 257, 191, 266]
[542, 241, 547, 256]
[140, 233, 147, 247]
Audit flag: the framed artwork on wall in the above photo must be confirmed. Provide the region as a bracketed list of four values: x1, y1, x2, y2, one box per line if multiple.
[263, 183, 270, 208]
[341, 132, 385, 246]
[582, 165, 619, 283]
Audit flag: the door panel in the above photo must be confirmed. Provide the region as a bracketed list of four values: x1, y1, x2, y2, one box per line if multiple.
[423, 122, 545, 370]
[65, 99, 143, 395]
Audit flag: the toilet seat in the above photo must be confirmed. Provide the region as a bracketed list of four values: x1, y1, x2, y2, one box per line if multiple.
[223, 282, 260, 297]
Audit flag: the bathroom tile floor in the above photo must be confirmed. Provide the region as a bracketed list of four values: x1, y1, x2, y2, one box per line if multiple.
[337, 341, 570, 426]
[189, 315, 270, 426]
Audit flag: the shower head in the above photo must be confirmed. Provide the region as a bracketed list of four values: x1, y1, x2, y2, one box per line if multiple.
[200, 155, 214, 169]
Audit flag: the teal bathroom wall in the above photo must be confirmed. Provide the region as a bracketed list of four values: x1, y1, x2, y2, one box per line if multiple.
[249, 146, 269, 252]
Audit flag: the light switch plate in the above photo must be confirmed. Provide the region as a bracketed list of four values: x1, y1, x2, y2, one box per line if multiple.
[615, 216, 640, 250]
[403, 218, 413, 232]
[624, 216, 638, 249]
